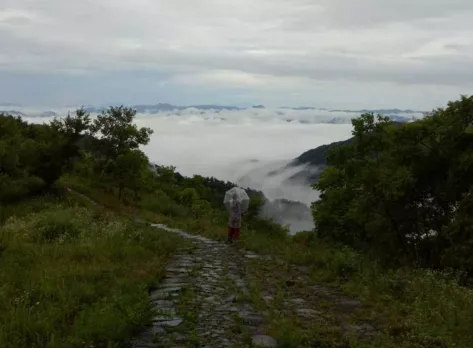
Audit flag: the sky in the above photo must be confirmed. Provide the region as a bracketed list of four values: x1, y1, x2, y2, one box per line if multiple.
[1, 0, 473, 109]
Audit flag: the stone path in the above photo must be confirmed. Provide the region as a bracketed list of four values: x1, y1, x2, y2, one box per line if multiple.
[132, 224, 278, 348]
[67, 189, 378, 347]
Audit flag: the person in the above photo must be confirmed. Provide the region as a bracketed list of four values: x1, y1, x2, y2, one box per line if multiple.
[228, 192, 242, 243]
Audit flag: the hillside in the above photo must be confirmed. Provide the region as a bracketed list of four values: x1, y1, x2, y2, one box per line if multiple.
[2, 98, 473, 347]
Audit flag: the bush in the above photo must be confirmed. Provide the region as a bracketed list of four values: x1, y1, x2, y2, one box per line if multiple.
[140, 191, 188, 217]
[34, 212, 82, 243]
[0, 175, 45, 203]
[247, 216, 289, 239]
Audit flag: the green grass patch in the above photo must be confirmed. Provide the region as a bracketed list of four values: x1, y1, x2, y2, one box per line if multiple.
[0, 196, 186, 347]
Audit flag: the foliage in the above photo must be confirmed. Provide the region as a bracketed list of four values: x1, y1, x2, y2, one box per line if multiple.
[90, 106, 153, 159]
[312, 96, 473, 275]
[0, 114, 70, 200]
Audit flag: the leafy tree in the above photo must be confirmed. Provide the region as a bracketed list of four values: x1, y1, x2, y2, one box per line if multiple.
[86, 106, 154, 200]
[101, 150, 149, 200]
[51, 107, 91, 139]
[90, 106, 153, 159]
[312, 95, 473, 273]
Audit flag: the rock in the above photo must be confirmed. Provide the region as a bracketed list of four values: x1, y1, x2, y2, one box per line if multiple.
[308, 285, 329, 292]
[150, 291, 169, 301]
[297, 266, 311, 275]
[156, 319, 183, 327]
[285, 279, 296, 287]
[165, 267, 189, 273]
[342, 323, 375, 337]
[241, 313, 264, 325]
[152, 314, 179, 322]
[263, 295, 273, 302]
[150, 326, 166, 336]
[337, 298, 361, 309]
[252, 335, 277, 347]
[296, 308, 321, 317]
[289, 298, 306, 305]
[171, 332, 187, 343]
[224, 295, 236, 303]
[152, 300, 174, 308]
[158, 286, 182, 293]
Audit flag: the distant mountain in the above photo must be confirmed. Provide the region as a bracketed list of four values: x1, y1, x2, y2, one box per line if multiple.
[252, 105, 265, 109]
[189, 104, 241, 111]
[39, 111, 57, 117]
[283, 106, 316, 110]
[0, 110, 26, 117]
[295, 138, 354, 167]
[83, 103, 241, 114]
[329, 108, 425, 114]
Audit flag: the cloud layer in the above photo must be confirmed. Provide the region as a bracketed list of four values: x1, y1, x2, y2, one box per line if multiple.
[1, 0, 473, 107]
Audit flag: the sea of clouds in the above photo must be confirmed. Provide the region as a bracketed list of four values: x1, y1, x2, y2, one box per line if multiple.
[19, 106, 410, 232]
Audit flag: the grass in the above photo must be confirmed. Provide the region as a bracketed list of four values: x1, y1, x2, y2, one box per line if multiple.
[0, 193, 187, 348]
[59, 175, 473, 348]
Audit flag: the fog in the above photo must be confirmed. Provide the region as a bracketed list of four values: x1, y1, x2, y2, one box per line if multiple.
[133, 109, 355, 233]
[132, 109, 354, 186]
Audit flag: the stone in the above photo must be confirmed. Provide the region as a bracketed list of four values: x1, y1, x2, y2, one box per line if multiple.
[342, 323, 375, 337]
[296, 308, 321, 317]
[150, 291, 169, 301]
[204, 296, 218, 303]
[285, 279, 296, 287]
[224, 295, 236, 303]
[241, 313, 264, 325]
[158, 286, 182, 293]
[155, 319, 183, 327]
[165, 267, 189, 273]
[297, 266, 311, 275]
[252, 335, 277, 347]
[150, 326, 166, 336]
[171, 332, 187, 343]
[152, 300, 174, 308]
[308, 285, 329, 292]
[263, 295, 273, 302]
[152, 314, 179, 322]
[337, 299, 361, 309]
[289, 298, 306, 305]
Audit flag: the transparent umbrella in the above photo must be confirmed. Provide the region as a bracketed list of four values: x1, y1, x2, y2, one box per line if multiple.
[224, 187, 250, 213]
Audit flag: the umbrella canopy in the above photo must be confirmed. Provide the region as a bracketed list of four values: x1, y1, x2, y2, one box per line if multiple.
[224, 187, 250, 213]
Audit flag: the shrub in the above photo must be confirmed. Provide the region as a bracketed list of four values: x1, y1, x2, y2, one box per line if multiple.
[140, 191, 188, 217]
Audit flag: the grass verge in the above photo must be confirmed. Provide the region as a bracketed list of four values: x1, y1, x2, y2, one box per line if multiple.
[0, 193, 186, 347]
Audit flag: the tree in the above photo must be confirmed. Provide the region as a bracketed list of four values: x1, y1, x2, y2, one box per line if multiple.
[101, 150, 149, 200]
[312, 95, 473, 273]
[50, 107, 91, 139]
[90, 106, 153, 159]
[89, 106, 154, 200]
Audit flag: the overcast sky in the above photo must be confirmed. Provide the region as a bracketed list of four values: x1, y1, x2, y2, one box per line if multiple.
[1, 0, 473, 109]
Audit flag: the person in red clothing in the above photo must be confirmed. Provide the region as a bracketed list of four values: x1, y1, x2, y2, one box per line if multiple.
[228, 193, 242, 243]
